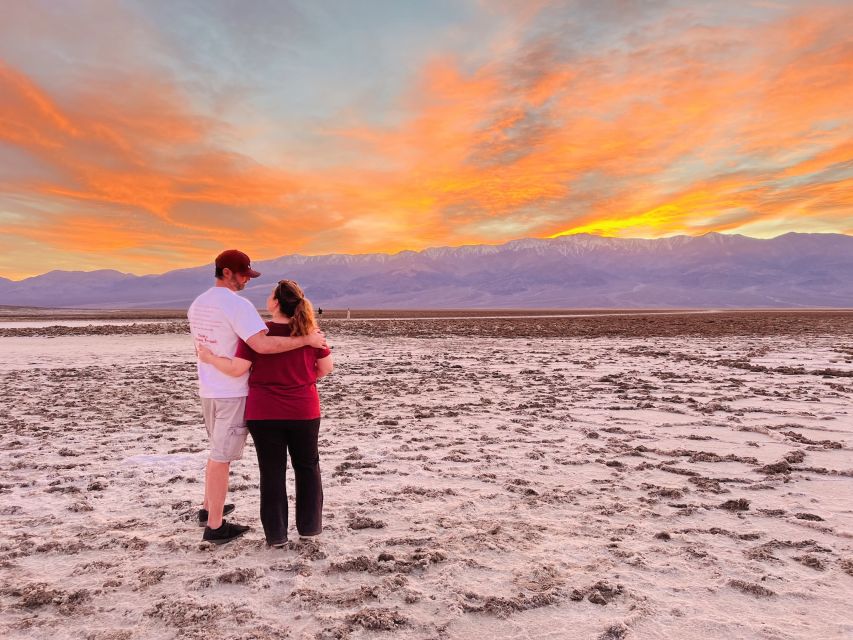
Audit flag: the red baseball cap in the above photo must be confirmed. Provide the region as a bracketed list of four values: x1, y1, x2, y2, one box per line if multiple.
[215, 250, 261, 278]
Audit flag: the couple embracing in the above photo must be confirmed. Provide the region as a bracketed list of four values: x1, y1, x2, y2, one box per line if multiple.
[188, 250, 333, 546]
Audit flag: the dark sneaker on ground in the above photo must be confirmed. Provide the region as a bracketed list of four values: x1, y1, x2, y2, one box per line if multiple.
[198, 504, 235, 527]
[202, 520, 250, 545]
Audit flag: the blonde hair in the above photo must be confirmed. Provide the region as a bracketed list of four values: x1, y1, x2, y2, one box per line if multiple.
[273, 279, 317, 337]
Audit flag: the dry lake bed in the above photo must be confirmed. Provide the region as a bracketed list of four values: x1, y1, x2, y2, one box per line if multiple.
[1, 311, 852, 639]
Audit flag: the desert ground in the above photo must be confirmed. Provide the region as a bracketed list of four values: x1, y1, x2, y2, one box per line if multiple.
[1, 311, 851, 639]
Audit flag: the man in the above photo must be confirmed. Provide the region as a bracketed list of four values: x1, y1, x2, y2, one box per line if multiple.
[188, 249, 326, 545]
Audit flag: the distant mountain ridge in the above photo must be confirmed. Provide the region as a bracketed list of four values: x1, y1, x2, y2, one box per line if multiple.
[1, 233, 851, 309]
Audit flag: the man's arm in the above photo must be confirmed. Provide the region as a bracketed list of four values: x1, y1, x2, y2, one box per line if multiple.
[245, 328, 326, 354]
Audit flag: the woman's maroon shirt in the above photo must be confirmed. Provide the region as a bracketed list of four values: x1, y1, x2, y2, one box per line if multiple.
[235, 321, 331, 421]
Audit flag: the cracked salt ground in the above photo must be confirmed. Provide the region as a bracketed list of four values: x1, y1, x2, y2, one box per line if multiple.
[0, 319, 851, 639]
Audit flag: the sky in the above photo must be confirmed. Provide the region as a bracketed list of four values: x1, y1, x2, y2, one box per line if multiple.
[1, 0, 851, 279]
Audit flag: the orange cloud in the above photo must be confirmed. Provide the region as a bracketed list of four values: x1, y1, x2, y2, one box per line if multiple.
[0, 3, 851, 279]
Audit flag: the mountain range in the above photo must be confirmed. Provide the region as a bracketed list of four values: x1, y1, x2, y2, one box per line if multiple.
[1, 233, 851, 309]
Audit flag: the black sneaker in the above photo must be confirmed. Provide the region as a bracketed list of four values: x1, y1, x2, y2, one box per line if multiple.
[197, 504, 235, 527]
[202, 520, 250, 545]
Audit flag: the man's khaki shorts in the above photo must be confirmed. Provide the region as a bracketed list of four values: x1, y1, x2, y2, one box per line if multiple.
[201, 397, 248, 462]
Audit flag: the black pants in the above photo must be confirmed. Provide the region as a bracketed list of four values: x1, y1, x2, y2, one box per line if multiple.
[246, 418, 323, 544]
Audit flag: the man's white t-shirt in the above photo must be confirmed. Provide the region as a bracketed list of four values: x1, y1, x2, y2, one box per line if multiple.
[188, 287, 267, 398]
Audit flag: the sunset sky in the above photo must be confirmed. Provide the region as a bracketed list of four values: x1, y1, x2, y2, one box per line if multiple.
[1, 0, 851, 279]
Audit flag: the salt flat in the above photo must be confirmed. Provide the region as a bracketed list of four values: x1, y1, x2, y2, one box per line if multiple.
[1, 319, 851, 640]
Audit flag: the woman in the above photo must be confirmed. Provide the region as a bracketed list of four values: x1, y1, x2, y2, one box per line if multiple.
[198, 279, 333, 546]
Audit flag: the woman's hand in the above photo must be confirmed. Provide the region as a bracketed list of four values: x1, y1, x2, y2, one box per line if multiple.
[196, 344, 216, 364]
[195, 344, 250, 377]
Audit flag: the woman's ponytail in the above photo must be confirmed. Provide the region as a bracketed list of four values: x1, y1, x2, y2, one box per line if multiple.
[273, 280, 317, 337]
